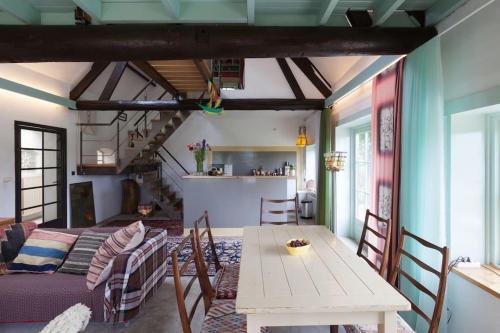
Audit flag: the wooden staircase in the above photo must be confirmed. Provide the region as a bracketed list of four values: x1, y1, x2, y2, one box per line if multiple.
[142, 170, 183, 220]
[77, 110, 191, 176]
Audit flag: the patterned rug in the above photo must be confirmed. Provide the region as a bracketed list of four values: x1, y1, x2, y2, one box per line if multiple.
[166, 236, 242, 276]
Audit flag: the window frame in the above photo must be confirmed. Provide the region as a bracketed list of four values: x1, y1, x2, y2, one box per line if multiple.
[350, 124, 372, 241]
[14, 121, 67, 228]
[485, 114, 500, 267]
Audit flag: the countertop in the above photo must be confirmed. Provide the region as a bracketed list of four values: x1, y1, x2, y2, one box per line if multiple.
[182, 175, 296, 179]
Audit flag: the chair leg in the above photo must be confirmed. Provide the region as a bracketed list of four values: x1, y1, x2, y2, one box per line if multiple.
[330, 325, 339, 333]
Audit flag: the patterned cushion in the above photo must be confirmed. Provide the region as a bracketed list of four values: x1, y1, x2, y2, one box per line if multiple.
[86, 221, 144, 290]
[201, 300, 268, 333]
[344, 315, 415, 333]
[0, 222, 37, 274]
[8, 229, 78, 274]
[213, 263, 240, 299]
[58, 231, 110, 275]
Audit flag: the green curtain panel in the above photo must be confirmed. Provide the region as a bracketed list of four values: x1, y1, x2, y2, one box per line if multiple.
[400, 37, 446, 332]
[317, 108, 332, 228]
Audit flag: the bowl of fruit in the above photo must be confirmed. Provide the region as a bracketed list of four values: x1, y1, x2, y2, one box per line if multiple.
[285, 238, 311, 256]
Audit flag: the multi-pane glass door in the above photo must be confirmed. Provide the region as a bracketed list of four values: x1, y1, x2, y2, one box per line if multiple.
[15, 122, 67, 228]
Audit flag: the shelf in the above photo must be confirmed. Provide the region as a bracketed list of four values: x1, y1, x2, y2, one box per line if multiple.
[452, 265, 500, 298]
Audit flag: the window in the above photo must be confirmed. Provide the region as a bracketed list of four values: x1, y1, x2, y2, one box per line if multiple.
[15, 122, 67, 228]
[305, 144, 316, 192]
[351, 126, 372, 241]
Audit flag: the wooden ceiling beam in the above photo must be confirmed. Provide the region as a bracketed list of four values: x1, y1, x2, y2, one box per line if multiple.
[160, 0, 181, 19]
[372, 0, 406, 26]
[99, 62, 127, 100]
[346, 10, 373, 28]
[72, 0, 102, 24]
[318, 0, 340, 25]
[0, 0, 40, 24]
[0, 25, 437, 63]
[75, 99, 324, 111]
[291, 58, 331, 98]
[70, 62, 110, 100]
[276, 58, 305, 100]
[247, 0, 255, 24]
[131, 61, 179, 98]
[426, 0, 467, 26]
[193, 60, 211, 82]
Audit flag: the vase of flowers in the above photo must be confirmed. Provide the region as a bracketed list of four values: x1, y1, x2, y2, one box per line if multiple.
[187, 139, 210, 175]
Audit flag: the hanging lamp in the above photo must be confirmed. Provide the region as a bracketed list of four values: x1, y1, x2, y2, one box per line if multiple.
[295, 126, 307, 147]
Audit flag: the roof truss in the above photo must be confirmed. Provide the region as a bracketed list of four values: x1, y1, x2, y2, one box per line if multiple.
[0, 0, 40, 24]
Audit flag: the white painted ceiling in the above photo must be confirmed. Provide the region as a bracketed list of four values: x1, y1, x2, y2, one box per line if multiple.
[15, 56, 376, 100]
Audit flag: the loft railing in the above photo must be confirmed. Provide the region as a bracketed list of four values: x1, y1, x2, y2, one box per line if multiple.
[76, 85, 169, 169]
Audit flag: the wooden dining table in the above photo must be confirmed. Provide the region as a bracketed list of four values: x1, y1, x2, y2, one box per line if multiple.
[236, 225, 410, 333]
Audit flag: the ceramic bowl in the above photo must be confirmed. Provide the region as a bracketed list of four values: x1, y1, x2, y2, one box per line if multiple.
[285, 238, 311, 255]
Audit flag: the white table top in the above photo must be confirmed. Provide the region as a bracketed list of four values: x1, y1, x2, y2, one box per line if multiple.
[236, 225, 410, 315]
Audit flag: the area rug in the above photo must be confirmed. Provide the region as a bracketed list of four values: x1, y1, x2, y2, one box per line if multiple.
[166, 236, 242, 276]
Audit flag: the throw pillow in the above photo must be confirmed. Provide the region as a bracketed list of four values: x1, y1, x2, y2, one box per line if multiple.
[58, 231, 111, 275]
[86, 221, 145, 290]
[8, 229, 78, 274]
[0, 222, 37, 274]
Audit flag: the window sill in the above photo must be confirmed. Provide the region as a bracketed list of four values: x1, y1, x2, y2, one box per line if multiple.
[452, 265, 500, 299]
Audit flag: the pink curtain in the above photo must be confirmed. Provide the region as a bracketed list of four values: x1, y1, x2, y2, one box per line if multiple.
[370, 60, 404, 279]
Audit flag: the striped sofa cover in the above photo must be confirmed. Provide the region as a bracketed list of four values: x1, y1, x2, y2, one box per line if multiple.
[0, 226, 168, 324]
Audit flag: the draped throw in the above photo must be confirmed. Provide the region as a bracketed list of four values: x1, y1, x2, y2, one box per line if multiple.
[400, 37, 446, 332]
[317, 108, 332, 228]
[370, 61, 405, 279]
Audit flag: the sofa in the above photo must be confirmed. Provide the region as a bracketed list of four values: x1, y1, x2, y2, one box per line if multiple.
[0, 226, 169, 323]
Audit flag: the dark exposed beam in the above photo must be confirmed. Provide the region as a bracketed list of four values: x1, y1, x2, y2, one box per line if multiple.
[291, 58, 331, 98]
[345, 10, 373, 28]
[126, 63, 157, 87]
[193, 59, 211, 82]
[0, 25, 437, 63]
[276, 58, 305, 100]
[70, 62, 109, 100]
[131, 61, 179, 98]
[99, 62, 127, 100]
[406, 11, 426, 27]
[75, 99, 324, 111]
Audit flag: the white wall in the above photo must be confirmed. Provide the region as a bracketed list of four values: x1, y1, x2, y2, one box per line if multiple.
[450, 112, 486, 262]
[0, 64, 123, 226]
[446, 273, 500, 333]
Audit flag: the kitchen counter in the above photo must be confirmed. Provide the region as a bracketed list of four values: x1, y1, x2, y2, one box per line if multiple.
[183, 176, 296, 228]
[182, 175, 296, 179]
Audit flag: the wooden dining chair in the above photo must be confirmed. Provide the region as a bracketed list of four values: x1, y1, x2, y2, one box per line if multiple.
[173, 230, 268, 333]
[343, 227, 449, 333]
[171, 230, 212, 333]
[260, 193, 299, 225]
[193, 210, 240, 300]
[331, 210, 392, 333]
[357, 209, 392, 277]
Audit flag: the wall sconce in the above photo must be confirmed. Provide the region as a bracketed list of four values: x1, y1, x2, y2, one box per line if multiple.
[324, 151, 347, 172]
[295, 126, 307, 147]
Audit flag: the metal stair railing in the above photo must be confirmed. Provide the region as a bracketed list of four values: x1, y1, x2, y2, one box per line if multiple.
[77, 87, 170, 169]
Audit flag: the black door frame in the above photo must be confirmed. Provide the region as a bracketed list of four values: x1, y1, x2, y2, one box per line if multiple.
[15, 121, 67, 228]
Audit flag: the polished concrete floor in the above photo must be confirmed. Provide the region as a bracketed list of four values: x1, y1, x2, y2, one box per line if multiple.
[0, 276, 341, 333]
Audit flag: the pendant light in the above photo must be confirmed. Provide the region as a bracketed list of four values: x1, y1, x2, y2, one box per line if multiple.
[295, 126, 307, 147]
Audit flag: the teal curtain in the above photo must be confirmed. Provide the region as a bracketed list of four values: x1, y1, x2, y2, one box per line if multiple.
[317, 108, 332, 228]
[400, 37, 446, 332]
